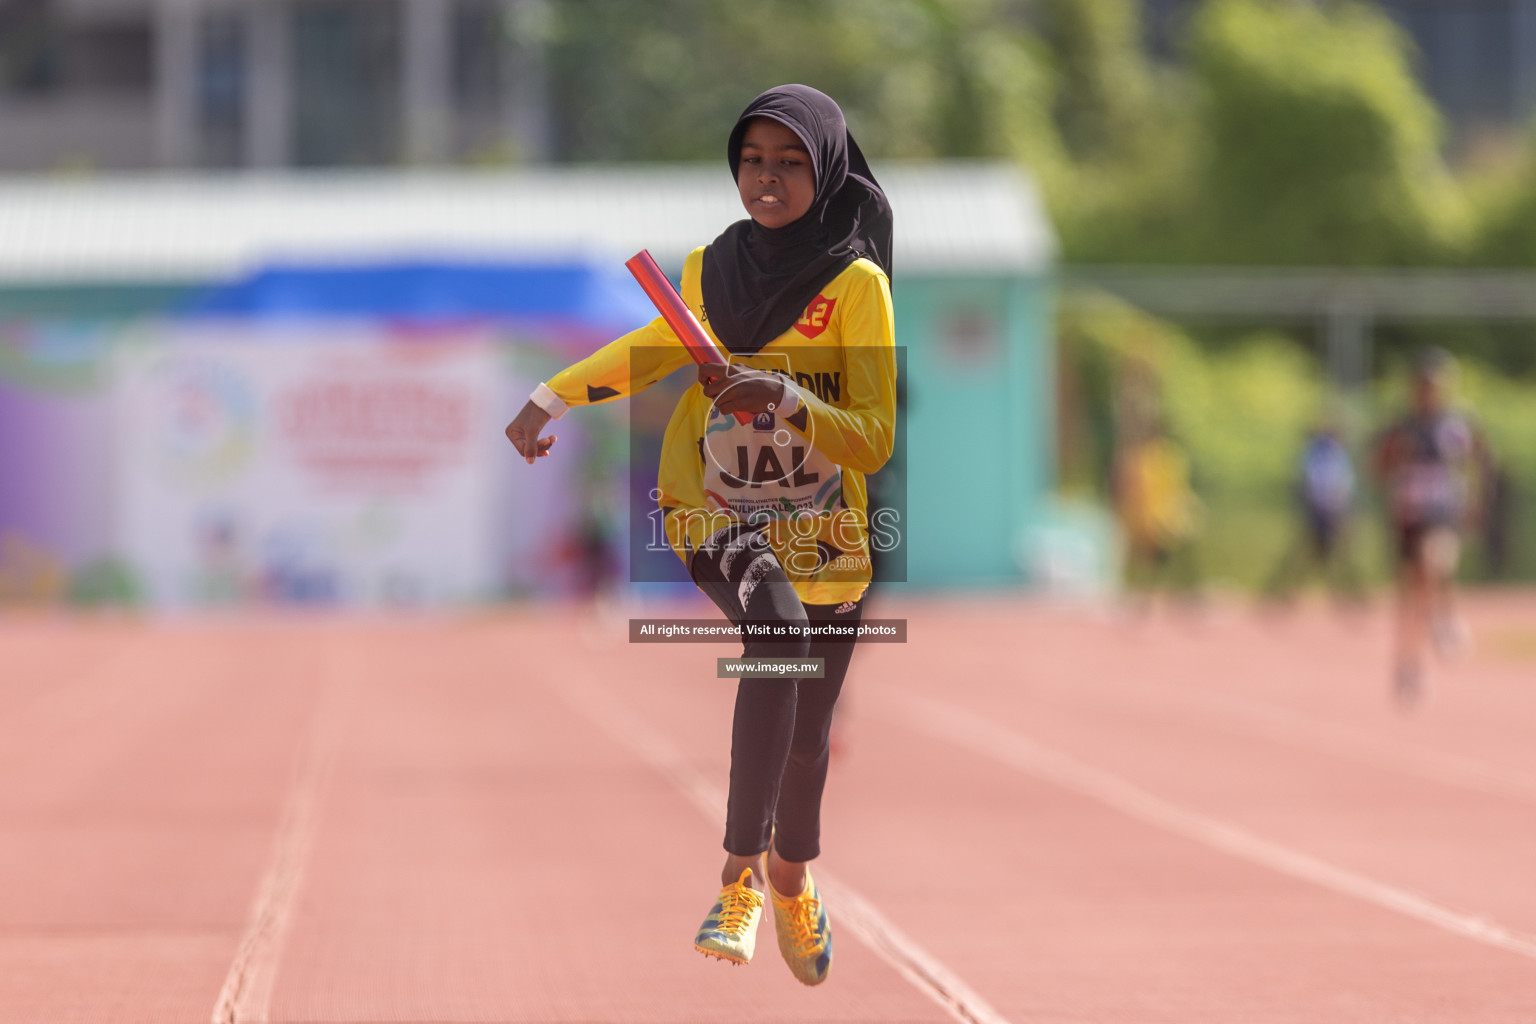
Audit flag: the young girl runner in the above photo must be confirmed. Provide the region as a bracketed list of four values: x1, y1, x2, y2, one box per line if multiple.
[505, 84, 895, 985]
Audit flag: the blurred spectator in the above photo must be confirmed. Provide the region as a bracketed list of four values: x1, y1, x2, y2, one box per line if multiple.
[1263, 419, 1365, 606]
[0, 531, 67, 605]
[1114, 416, 1203, 602]
[571, 480, 620, 602]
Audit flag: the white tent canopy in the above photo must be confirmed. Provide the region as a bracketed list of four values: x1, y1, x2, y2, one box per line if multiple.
[0, 163, 1055, 284]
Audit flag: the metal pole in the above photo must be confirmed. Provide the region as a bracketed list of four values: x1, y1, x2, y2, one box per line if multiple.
[154, 0, 198, 169]
[402, 0, 452, 164]
[1325, 297, 1372, 391]
[501, 0, 550, 162]
[247, 0, 291, 168]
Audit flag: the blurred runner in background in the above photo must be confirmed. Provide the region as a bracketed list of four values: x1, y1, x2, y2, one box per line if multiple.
[1263, 417, 1365, 607]
[1374, 348, 1492, 705]
[1114, 415, 1204, 606]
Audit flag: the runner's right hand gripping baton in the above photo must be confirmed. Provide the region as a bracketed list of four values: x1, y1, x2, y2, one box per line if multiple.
[625, 249, 752, 424]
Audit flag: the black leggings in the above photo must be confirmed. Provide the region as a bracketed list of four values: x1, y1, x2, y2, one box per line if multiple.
[690, 525, 863, 863]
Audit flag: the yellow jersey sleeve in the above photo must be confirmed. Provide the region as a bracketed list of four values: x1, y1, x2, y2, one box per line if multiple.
[537, 250, 704, 416]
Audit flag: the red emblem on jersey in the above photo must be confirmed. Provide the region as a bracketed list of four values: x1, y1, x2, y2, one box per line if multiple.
[794, 295, 837, 339]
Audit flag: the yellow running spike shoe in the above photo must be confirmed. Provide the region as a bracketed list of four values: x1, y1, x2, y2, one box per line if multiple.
[769, 869, 833, 985]
[693, 868, 765, 965]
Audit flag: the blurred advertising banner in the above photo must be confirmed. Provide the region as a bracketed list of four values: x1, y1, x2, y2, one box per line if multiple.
[0, 320, 598, 608]
[113, 328, 504, 607]
[0, 325, 118, 604]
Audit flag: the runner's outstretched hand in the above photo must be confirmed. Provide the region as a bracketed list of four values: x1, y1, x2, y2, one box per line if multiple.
[505, 401, 557, 465]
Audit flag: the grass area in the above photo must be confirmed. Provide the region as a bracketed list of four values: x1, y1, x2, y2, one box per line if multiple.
[1190, 494, 1388, 595]
[1059, 293, 1536, 591]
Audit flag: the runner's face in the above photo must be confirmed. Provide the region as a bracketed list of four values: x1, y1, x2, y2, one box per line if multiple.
[737, 118, 815, 229]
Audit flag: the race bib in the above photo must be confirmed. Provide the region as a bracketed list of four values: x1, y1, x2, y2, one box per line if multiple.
[699, 402, 844, 524]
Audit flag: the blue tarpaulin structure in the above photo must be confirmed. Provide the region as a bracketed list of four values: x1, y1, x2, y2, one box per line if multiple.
[180, 260, 658, 339]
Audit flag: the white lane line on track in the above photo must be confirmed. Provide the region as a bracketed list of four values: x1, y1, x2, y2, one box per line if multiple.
[211, 648, 349, 1024]
[1009, 641, 1536, 804]
[1129, 682, 1536, 803]
[883, 690, 1536, 961]
[558, 675, 1012, 1024]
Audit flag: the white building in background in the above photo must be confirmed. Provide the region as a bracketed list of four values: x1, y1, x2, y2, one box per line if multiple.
[0, 0, 550, 173]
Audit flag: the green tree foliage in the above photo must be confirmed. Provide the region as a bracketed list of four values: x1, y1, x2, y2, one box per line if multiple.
[543, 0, 1472, 271]
[1471, 121, 1536, 266]
[1060, 292, 1325, 500]
[546, 0, 1058, 168]
[1034, 0, 1203, 262]
[1183, 0, 1466, 266]
[1063, 295, 1393, 588]
[1036, 0, 1155, 163]
[1059, 0, 1471, 266]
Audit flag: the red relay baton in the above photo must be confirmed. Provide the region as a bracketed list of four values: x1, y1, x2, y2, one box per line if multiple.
[625, 249, 752, 424]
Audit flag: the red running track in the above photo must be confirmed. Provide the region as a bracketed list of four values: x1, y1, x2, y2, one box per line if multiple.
[1, 593, 1533, 1023]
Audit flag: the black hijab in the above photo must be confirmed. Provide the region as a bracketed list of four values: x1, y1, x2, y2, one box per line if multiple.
[701, 85, 893, 354]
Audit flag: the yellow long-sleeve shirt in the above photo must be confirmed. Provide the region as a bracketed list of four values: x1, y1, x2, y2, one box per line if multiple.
[533, 246, 897, 605]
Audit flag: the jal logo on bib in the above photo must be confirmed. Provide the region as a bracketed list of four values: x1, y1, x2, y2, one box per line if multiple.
[794, 295, 836, 339]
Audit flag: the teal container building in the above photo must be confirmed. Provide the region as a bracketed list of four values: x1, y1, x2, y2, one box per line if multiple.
[894, 277, 1057, 585]
[875, 166, 1058, 586]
